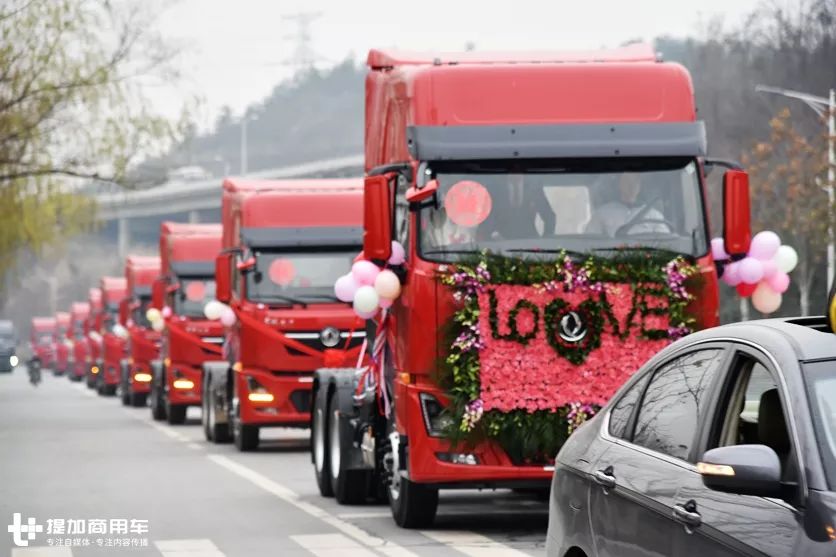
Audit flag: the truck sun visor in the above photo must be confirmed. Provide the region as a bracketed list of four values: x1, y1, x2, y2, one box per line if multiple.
[240, 226, 364, 249]
[406, 121, 707, 161]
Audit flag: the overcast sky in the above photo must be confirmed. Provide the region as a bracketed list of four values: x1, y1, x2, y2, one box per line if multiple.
[151, 0, 765, 129]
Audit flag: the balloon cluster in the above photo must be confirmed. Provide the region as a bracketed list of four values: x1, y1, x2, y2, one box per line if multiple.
[334, 241, 405, 319]
[112, 323, 129, 340]
[204, 300, 237, 326]
[712, 231, 798, 314]
[145, 307, 166, 332]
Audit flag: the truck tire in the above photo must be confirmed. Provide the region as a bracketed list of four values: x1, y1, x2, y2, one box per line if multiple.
[121, 385, 130, 406]
[150, 381, 167, 421]
[328, 390, 367, 504]
[311, 385, 334, 497]
[234, 423, 259, 451]
[202, 373, 231, 443]
[167, 404, 187, 425]
[131, 392, 148, 407]
[389, 475, 439, 529]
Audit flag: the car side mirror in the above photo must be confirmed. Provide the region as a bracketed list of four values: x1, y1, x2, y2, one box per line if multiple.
[722, 169, 751, 257]
[151, 279, 166, 310]
[118, 299, 130, 326]
[215, 252, 232, 304]
[698, 444, 781, 497]
[364, 175, 392, 262]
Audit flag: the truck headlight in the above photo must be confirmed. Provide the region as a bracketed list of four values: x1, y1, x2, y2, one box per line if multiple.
[9, 355, 18, 367]
[419, 393, 453, 437]
[246, 376, 274, 403]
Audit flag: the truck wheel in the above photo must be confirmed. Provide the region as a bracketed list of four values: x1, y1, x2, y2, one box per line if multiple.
[232, 408, 259, 451]
[103, 384, 117, 396]
[203, 375, 231, 443]
[121, 385, 130, 406]
[328, 391, 367, 504]
[386, 431, 438, 528]
[167, 404, 187, 425]
[131, 392, 147, 408]
[312, 386, 334, 497]
[150, 382, 167, 421]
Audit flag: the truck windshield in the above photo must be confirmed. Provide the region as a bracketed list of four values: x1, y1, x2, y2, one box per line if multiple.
[418, 157, 708, 262]
[73, 322, 85, 340]
[174, 277, 216, 318]
[56, 326, 67, 339]
[102, 305, 118, 333]
[133, 296, 152, 328]
[246, 250, 355, 305]
[803, 361, 836, 488]
[35, 332, 53, 345]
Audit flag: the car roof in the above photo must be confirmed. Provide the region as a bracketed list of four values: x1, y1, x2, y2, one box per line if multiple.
[699, 316, 836, 362]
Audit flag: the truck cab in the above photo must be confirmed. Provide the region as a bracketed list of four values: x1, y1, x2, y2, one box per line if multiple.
[150, 223, 224, 425]
[312, 45, 752, 527]
[53, 311, 70, 376]
[121, 256, 162, 407]
[0, 320, 17, 372]
[97, 276, 128, 396]
[203, 178, 366, 451]
[68, 302, 90, 381]
[29, 317, 56, 370]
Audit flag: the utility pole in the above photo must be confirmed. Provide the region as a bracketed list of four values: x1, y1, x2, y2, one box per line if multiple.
[240, 113, 258, 175]
[756, 85, 836, 290]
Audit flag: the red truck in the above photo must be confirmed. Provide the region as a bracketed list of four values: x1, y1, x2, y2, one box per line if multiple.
[150, 223, 224, 425]
[53, 311, 70, 376]
[29, 317, 56, 371]
[120, 256, 162, 407]
[204, 179, 366, 451]
[84, 288, 103, 388]
[97, 276, 128, 396]
[67, 302, 90, 382]
[310, 45, 753, 527]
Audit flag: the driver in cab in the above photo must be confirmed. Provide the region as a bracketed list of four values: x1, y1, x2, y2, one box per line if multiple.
[584, 172, 669, 236]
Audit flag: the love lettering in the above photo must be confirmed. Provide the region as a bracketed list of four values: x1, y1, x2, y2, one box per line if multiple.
[485, 284, 673, 365]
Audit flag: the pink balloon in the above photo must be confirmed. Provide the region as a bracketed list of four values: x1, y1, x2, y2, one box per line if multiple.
[761, 259, 778, 279]
[379, 297, 393, 309]
[334, 273, 359, 303]
[354, 308, 377, 319]
[220, 307, 236, 327]
[352, 260, 380, 286]
[738, 257, 764, 284]
[722, 262, 742, 286]
[749, 231, 781, 260]
[767, 272, 790, 294]
[161, 306, 172, 318]
[388, 241, 406, 265]
[711, 238, 728, 261]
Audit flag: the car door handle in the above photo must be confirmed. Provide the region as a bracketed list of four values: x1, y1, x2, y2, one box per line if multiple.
[592, 467, 616, 489]
[673, 502, 702, 528]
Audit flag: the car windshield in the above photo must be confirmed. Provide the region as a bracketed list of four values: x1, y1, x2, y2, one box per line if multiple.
[174, 276, 216, 319]
[803, 361, 836, 488]
[245, 249, 355, 306]
[417, 157, 708, 262]
[133, 295, 152, 328]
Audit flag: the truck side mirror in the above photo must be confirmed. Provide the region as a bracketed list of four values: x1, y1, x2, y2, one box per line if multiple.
[723, 169, 751, 257]
[364, 175, 393, 262]
[151, 279, 166, 310]
[118, 299, 130, 326]
[215, 252, 232, 304]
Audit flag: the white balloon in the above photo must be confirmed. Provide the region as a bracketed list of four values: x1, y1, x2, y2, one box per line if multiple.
[353, 285, 380, 313]
[113, 324, 129, 339]
[146, 308, 161, 323]
[151, 319, 165, 332]
[774, 245, 798, 274]
[752, 282, 782, 314]
[203, 300, 224, 320]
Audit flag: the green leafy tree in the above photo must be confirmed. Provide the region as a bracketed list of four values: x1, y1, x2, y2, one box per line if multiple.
[0, 0, 181, 299]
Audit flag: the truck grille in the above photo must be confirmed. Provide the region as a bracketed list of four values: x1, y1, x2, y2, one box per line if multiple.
[284, 330, 365, 355]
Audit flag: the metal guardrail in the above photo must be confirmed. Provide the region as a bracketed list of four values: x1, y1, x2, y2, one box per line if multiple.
[94, 154, 365, 220]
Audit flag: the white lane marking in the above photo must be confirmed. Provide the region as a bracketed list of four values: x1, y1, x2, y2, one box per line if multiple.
[147, 421, 189, 442]
[336, 511, 393, 519]
[207, 455, 417, 557]
[12, 548, 73, 557]
[291, 534, 377, 557]
[186, 443, 202, 450]
[155, 538, 225, 556]
[420, 531, 532, 557]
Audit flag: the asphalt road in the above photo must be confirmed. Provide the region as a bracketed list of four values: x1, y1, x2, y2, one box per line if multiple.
[0, 368, 549, 557]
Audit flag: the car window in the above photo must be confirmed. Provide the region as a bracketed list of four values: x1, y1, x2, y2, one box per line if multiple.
[632, 349, 724, 461]
[712, 356, 798, 485]
[608, 373, 651, 439]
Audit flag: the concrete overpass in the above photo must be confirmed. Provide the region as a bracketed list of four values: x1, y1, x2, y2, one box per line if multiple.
[94, 155, 364, 256]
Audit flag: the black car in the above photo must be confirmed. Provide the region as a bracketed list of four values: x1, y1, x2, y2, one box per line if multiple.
[546, 317, 836, 557]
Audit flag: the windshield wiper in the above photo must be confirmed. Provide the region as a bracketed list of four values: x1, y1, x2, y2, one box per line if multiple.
[299, 294, 344, 303]
[506, 248, 589, 258]
[592, 246, 686, 257]
[253, 294, 308, 308]
[422, 249, 482, 255]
